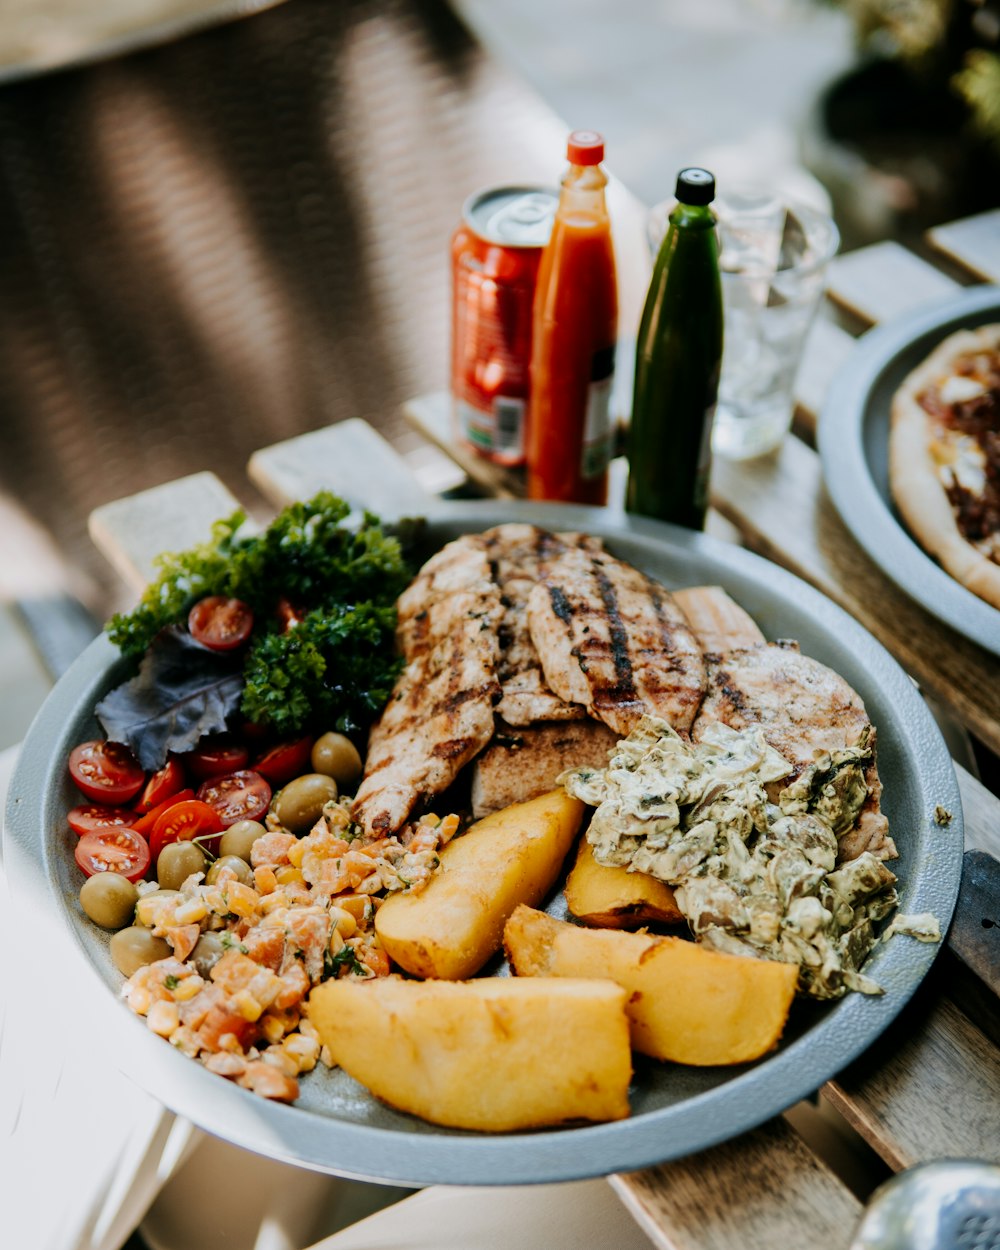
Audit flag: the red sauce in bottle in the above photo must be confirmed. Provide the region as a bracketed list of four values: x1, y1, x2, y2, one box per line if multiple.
[527, 131, 618, 504]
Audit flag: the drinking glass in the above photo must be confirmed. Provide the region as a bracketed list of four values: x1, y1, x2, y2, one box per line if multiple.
[647, 189, 839, 459]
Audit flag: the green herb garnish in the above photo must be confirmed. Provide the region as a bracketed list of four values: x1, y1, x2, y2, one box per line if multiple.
[103, 492, 414, 744]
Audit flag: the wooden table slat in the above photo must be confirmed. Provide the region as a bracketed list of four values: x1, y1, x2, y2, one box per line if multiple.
[824, 994, 1000, 1172]
[793, 315, 856, 438]
[402, 392, 523, 499]
[827, 240, 960, 326]
[247, 418, 434, 517]
[926, 210, 1000, 284]
[87, 471, 243, 593]
[612, 1118, 862, 1250]
[709, 439, 1000, 757]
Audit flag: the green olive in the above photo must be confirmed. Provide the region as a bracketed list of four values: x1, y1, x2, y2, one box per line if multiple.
[79, 873, 139, 930]
[310, 733, 363, 789]
[110, 926, 172, 976]
[156, 841, 207, 892]
[190, 931, 225, 978]
[219, 820, 266, 863]
[206, 855, 254, 887]
[272, 773, 339, 834]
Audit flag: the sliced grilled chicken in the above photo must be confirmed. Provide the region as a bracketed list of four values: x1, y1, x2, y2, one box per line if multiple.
[693, 641, 895, 861]
[673, 585, 766, 656]
[470, 718, 619, 818]
[482, 523, 598, 727]
[527, 546, 707, 737]
[352, 535, 503, 836]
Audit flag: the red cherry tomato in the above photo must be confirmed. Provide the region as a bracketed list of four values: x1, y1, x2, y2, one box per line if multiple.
[196, 769, 271, 828]
[186, 736, 250, 781]
[188, 596, 254, 652]
[136, 757, 186, 813]
[254, 737, 314, 786]
[67, 804, 137, 837]
[150, 799, 224, 860]
[132, 788, 196, 838]
[68, 741, 145, 805]
[75, 827, 150, 882]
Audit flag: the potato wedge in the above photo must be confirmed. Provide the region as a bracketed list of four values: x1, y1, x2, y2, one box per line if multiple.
[504, 905, 798, 1066]
[375, 789, 584, 980]
[565, 838, 683, 928]
[306, 975, 631, 1131]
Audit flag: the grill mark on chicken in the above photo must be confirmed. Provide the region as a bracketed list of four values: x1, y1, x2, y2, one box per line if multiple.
[352, 534, 502, 836]
[484, 524, 593, 726]
[527, 547, 706, 737]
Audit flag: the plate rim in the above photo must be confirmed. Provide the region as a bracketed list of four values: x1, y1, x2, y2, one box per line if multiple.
[3, 498, 965, 1185]
[818, 284, 1000, 656]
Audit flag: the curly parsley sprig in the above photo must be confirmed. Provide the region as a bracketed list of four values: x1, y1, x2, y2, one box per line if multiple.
[105, 492, 414, 740]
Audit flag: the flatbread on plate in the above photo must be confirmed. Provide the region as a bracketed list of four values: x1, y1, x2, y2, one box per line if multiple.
[889, 324, 1000, 611]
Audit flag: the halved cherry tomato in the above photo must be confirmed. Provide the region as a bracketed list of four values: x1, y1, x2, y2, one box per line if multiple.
[68, 804, 137, 837]
[132, 788, 196, 838]
[186, 736, 250, 781]
[150, 799, 224, 860]
[75, 827, 150, 882]
[196, 769, 271, 828]
[68, 741, 145, 805]
[188, 596, 254, 651]
[254, 737, 313, 786]
[136, 757, 186, 813]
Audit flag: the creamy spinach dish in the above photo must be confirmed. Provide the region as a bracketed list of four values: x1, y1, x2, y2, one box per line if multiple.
[562, 716, 940, 999]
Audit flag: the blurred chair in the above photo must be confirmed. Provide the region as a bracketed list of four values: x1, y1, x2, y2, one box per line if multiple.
[0, 0, 567, 609]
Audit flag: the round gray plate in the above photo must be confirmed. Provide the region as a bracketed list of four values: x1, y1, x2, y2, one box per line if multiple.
[819, 285, 1000, 656]
[3, 500, 964, 1186]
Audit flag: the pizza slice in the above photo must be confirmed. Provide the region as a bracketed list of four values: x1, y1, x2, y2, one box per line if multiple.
[889, 323, 1000, 611]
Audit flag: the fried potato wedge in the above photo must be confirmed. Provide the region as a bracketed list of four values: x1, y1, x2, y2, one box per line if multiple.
[504, 905, 798, 1066]
[306, 975, 631, 1131]
[374, 789, 584, 980]
[565, 838, 684, 928]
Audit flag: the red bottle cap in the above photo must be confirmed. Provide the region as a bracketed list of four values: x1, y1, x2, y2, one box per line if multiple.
[566, 130, 604, 165]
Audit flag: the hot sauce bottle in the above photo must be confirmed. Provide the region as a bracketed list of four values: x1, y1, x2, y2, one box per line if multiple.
[527, 131, 618, 504]
[626, 168, 723, 529]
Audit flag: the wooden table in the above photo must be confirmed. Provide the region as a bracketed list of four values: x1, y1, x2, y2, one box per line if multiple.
[87, 207, 1000, 1249]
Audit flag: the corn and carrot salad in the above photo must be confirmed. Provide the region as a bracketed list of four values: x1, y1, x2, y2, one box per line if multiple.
[122, 800, 459, 1101]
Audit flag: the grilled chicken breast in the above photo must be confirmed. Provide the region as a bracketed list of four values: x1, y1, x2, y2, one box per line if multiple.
[470, 718, 620, 818]
[693, 641, 894, 861]
[483, 523, 599, 727]
[527, 547, 706, 737]
[673, 585, 766, 656]
[352, 535, 503, 836]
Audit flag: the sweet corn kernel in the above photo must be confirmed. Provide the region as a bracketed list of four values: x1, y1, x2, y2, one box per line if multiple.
[418, 813, 440, 827]
[135, 896, 170, 927]
[287, 841, 306, 868]
[218, 1032, 243, 1053]
[261, 1048, 299, 1077]
[147, 1000, 180, 1037]
[232, 990, 264, 1022]
[254, 866, 278, 895]
[298, 1018, 320, 1042]
[275, 866, 305, 886]
[328, 929, 346, 957]
[283, 1033, 320, 1073]
[171, 974, 205, 1002]
[319, 1045, 334, 1068]
[328, 907, 357, 939]
[127, 987, 153, 1016]
[259, 1014, 286, 1045]
[173, 898, 208, 925]
[438, 813, 460, 843]
[259, 892, 288, 916]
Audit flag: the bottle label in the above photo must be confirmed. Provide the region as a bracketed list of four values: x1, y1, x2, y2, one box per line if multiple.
[456, 396, 525, 466]
[581, 347, 616, 480]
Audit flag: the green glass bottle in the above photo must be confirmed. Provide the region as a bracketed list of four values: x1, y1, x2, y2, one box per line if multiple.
[626, 168, 723, 529]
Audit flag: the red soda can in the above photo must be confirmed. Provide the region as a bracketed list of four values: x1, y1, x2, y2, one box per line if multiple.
[451, 186, 557, 466]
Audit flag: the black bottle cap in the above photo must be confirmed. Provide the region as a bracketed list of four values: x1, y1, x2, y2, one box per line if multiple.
[675, 168, 715, 206]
